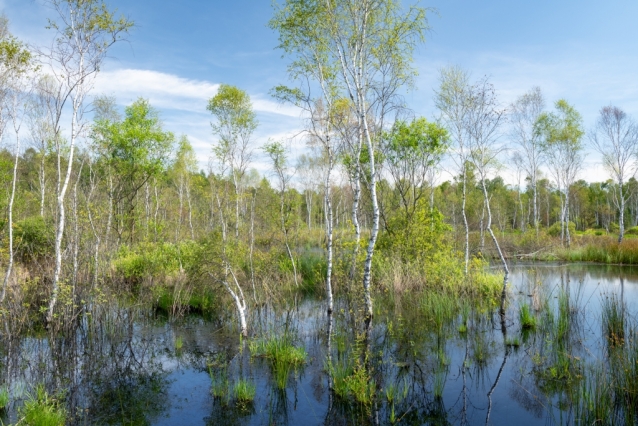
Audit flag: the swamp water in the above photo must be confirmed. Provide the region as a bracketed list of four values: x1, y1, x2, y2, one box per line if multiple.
[0, 262, 637, 425]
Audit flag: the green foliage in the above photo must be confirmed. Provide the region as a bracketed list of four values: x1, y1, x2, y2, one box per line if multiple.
[326, 357, 375, 406]
[14, 217, 54, 262]
[250, 334, 306, 389]
[378, 205, 451, 262]
[519, 303, 537, 329]
[0, 387, 8, 410]
[114, 241, 196, 284]
[420, 292, 457, 337]
[92, 98, 174, 241]
[602, 293, 625, 347]
[207, 84, 257, 140]
[19, 384, 66, 426]
[547, 221, 576, 237]
[233, 380, 256, 405]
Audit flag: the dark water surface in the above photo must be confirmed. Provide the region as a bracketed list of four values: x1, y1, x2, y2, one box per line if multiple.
[1, 262, 637, 425]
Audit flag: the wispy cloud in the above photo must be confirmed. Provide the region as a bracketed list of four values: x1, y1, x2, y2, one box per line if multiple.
[93, 68, 300, 117]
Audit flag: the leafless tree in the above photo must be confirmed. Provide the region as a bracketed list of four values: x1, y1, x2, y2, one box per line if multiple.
[435, 65, 472, 275]
[465, 76, 509, 315]
[510, 87, 545, 236]
[589, 105, 638, 243]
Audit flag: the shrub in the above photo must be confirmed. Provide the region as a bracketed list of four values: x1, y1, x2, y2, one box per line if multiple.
[19, 384, 66, 426]
[547, 221, 576, 237]
[14, 217, 54, 262]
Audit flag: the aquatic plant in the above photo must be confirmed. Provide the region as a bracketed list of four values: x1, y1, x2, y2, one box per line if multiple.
[250, 334, 306, 389]
[0, 387, 8, 410]
[233, 379, 256, 405]
[602, 292, 625, 347]
[18, 384, 66, 426]
[519, 303, 536, 329]
[505, 336, 521, 347]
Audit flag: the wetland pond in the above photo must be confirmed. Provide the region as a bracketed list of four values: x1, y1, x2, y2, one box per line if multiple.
[1, 262, 637, 425]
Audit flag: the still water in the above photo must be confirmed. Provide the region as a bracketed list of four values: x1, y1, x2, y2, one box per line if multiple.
[1, 262, 636, 425]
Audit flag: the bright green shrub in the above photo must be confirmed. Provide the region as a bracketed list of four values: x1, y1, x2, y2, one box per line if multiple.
[547, 221, 576, 237]
[14, 217, 54, 262]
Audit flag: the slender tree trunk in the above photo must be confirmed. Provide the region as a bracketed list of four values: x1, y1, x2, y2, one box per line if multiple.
[186, 183, 194, 239]
[71, 162, 83, 297]
[48, 100, 80, 324]
[533, 173, 539, 238]
[281, 191, 299, 287]
[461, 171, 470, 275]
[39, 153, 46, 218]
[1, 133, 20, 302]
[619, 180, 625, 243]
[565, 189, 571, 248]
[480, 198, 486, 252]
[361, 109, 378, 322]
[249, 190, 257, 303]
[325, 159, 334, 314]
[480, 178, 509, 318]
[350, 151, 362, 280]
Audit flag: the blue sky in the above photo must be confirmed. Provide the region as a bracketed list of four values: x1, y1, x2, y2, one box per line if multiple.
[7, 0, 638, 182]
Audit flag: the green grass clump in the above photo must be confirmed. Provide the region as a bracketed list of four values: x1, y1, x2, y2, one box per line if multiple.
[250, 334, 307, 389]
[327, 358, 375, 405]
[519, 303, 537, 329]
[505, 336, 521, 347]
[602, 293, 625, 347]
[18, 384, 66, 426]
[0, 387, 8, 410]
[420, 292, 457, 337]
[233, 380, 256, 405]
[175, 336, 183, 351]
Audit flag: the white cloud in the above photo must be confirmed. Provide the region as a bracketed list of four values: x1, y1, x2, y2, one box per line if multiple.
[93, 68, 300, 117]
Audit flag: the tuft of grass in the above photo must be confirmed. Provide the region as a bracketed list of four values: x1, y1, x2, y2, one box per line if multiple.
[175, 336, 183, 351]
[18, 384, 66, 426]
[519, 303, 537, 329]
[602, 293, 625, 347]
[420, 292, 457, 337]
[0, 387, 8, 410]
[505, 336, 521, 347]
[326, 357, 375, 405]
[233, 379, 256, 405]
[250, 334, 307, 389]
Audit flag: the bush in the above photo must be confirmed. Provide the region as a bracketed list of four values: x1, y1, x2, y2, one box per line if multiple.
[547, 221, 576, 237]
[114, 241, 197, 285]
[14, 217, 54, 262]
[625, 226, 638, 236]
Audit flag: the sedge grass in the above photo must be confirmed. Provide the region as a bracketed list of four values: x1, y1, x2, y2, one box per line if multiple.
[250, 334, 306, 389]
[233, 379, 256, 405]
[18, 384, 66, 426]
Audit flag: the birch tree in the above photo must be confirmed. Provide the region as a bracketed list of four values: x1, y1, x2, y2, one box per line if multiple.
[435, 66, 472, 274]
[0, 24, 32, 302]
[510, 87, 545, 236]
[271, 0, 428, 321]
[536, 99, 584, 248]
[465, 76, 509, 315]
[41, 0, 132, 323]
[589, 106, 638, 243]
[207, 84, 256, 240]
[264, 140, 300, 287]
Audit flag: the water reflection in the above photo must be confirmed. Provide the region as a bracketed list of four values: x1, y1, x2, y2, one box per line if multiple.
[0, 263, 637, 424]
